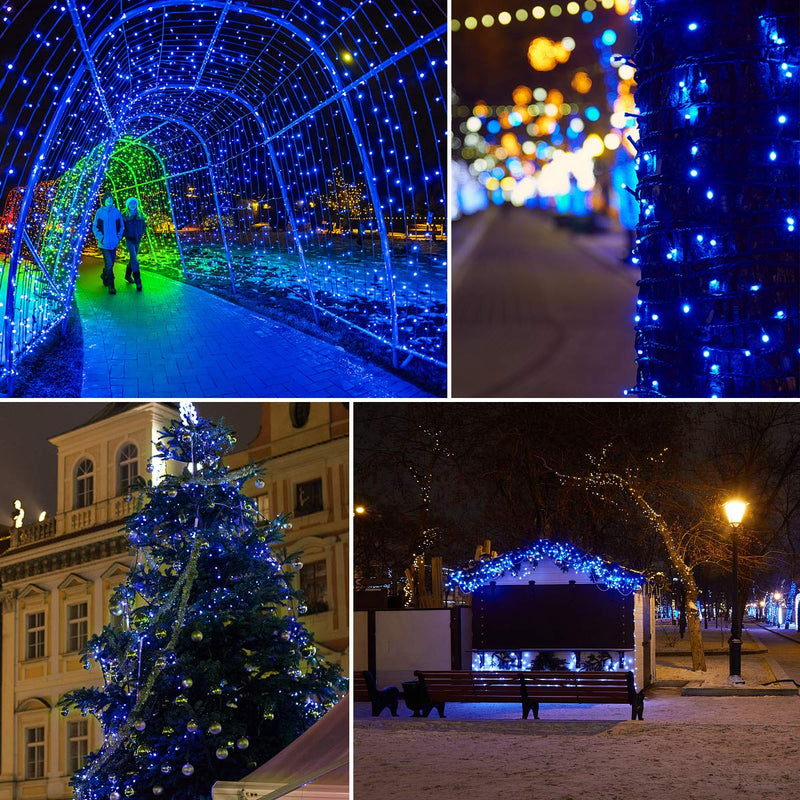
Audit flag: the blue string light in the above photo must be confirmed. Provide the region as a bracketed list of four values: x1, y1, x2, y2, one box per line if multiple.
[627, 0, 799, 397]
[446, 539, 644, 597]
[0, 1, 447, 386]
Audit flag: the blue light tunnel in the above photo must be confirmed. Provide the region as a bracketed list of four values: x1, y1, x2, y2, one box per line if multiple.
[0, 0, 447, 387]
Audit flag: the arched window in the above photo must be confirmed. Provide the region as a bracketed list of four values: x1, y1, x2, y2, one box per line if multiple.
[118, 443, 138, 496]
[74, 459, 94, 509]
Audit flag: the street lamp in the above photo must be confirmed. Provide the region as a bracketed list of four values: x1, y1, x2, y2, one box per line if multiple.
[724, 499, 748, 683]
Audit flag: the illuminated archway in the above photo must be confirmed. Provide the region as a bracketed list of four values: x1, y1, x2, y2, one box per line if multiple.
[0, 0, 446, 387]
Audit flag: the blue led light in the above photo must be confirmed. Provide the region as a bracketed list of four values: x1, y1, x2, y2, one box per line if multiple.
[769, 151, 777, 161]
[447, 539, 644, 596]
[0, 0, 449, 387]
[487, 119, 501, 134]
[706, 190, 713, 199]
[581, 11, 593, 23]
[682, 304, 691, 314]
[601, 29, 617, 46]
[778, 115, 787, 124]
[585, 106, 601, 122]
[762, 333, 771, 343]
[702, 349, 711, 358]
[688, 23, 698, 31]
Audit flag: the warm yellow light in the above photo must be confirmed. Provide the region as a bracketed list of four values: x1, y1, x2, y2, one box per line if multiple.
[583, 133, 605, 157]
[547, 89, 564, 106]
[614, 0, 630, 14]
[500, 176, 517, 191]
[473, 102, 489, 117]
[38, 511, 46, 522]
[529, 37, 571, 72]
[604, 132, 621, 150]
[485, 176, 501, 191]
[724, 500, 748, 526]
[501, 133, 521, 155]
[618, 64, 636, 81]
[451, 19, 462, 31]
[571, 71, 592, 93]
[532, 5, 546, 19]
[601, 0, 614, 7]
[516, 8, 529, 21]
[567, 1, 580, 14]
[550, 4, 562, 17]
[481, 14, 495, 27]
[341, 51, 353, 63]
[774, 592, 782, 601]
[513, 85, 533, 106]
[498, 11, 512, 24]
[464, 16, 478, 29]
[354, 506, 366, 515]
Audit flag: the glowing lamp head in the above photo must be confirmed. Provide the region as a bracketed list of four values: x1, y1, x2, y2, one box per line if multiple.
[774, 592, 782, 602]
[354, 506, 366, 515]
[723, 500, 747, 527]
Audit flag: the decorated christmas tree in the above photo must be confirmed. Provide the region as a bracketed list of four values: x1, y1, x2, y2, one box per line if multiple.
[61, 403, 343, 800]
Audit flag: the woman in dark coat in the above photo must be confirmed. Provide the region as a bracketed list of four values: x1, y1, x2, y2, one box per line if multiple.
[122, 197, 147, 291]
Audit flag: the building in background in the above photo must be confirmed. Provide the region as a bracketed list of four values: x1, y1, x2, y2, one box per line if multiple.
[0, 402, 349, 800]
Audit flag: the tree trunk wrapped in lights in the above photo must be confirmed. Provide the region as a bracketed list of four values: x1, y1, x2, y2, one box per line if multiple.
[628, 0, 799, 397]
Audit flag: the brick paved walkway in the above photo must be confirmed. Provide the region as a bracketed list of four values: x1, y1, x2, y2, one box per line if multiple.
[75, 257, 428, 398]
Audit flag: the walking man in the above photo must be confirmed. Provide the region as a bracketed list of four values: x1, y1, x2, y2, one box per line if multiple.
[92, 192, 124, 294]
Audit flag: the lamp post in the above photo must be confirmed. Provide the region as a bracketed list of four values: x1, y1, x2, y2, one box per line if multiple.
[724, 500, 747, 683]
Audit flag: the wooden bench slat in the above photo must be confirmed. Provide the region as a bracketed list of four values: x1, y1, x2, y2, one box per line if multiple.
[404, 669, 645, 721]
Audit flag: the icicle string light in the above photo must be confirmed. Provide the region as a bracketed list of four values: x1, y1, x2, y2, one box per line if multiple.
[446, 539, 644, 596]
[0, 0, 446, 387]
[626, 0, 799, 397]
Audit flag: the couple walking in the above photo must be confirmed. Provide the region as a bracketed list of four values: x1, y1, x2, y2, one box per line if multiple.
[92, 193, 147, 294]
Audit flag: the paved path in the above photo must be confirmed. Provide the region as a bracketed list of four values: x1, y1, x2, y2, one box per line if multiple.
[452, 206, 639, 397]
[74, 257, 428, 398]
[754, 625, 800, 685]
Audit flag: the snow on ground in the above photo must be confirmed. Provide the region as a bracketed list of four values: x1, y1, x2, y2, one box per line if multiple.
[655, 624, 774, 685]
[354, 625, 800, 799]
[355, 694, 800, 799]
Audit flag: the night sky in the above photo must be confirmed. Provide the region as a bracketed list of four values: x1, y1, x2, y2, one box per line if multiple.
[0, 402, 262, 526]
[354, 402, 800, 592]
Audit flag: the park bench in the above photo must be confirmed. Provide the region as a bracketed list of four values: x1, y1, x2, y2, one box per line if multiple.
[520, 671, 645, 720]
[407, 670, 644, 720]
[405, 671, 523, 717]
[356, 670, 400, 717]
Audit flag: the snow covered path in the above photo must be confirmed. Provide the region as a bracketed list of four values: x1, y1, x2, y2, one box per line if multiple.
[355, 691, 800, 800]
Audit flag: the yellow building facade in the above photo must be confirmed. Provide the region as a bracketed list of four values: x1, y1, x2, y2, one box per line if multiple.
[0, 402, 349, 799]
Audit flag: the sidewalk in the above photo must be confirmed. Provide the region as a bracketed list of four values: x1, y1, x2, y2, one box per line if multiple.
[74, 256, 428, 398]
[655, 623, 796, 694]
